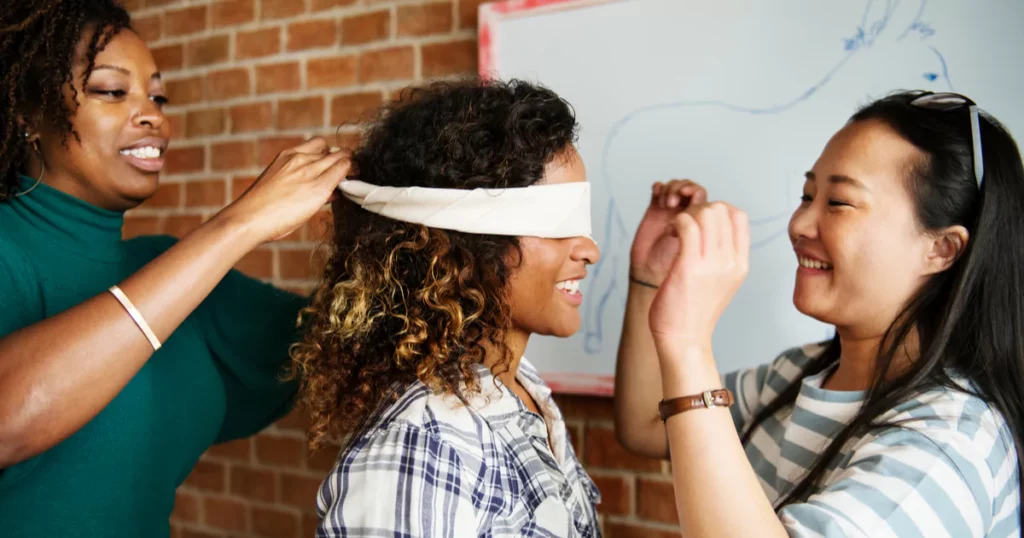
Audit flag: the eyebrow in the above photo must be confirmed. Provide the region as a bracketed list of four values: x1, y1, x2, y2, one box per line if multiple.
[93, 64, 162, 80]
[804, 171, 869, 191]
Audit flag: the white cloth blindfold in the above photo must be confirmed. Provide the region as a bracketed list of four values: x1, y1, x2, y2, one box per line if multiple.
[337, 180, 592, 239]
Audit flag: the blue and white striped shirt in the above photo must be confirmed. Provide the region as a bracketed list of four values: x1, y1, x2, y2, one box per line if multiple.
[725, 343, 1021, 537]
[315, 358, 601, 537]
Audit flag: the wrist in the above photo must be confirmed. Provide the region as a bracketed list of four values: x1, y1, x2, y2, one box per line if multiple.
[628, 264, 664, 287]
[628, 274, 660, 292]
[206, 207, 265, 251]
[657, 345, 721, 400]
[654, 338, 713, 363]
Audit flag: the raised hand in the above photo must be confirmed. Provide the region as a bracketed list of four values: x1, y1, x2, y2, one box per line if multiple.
[648, 201, 750, 355]
[223, 137, 351, 243]
[630, 179, 708, 286]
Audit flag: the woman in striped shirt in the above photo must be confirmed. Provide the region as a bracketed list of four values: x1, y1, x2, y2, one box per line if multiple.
[615, 90, 1022, 537]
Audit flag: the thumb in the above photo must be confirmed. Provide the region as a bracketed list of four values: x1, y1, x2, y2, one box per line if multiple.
[688, 187, 708, 206]
[671, 211, 701, 266]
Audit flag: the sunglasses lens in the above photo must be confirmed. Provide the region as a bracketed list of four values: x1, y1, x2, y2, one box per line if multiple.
[911, 93, 969, 109]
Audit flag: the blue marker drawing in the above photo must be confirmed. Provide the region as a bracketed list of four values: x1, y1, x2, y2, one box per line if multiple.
[581, 0, 952, 354]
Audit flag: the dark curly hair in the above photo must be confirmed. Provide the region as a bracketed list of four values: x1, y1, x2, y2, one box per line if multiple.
[289, 78, 579, 449]
[0, 0, 132, 200]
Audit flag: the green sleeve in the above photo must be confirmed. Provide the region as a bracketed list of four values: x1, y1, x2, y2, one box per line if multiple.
[196, 268, 310, 443]
[0, 238, 45, 339]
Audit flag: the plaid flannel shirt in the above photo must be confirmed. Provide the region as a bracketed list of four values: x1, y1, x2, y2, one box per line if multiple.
[314, 357, 602, 537]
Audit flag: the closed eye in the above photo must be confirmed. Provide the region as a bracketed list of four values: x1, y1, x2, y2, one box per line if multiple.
[801, 194, 850, 207]
[92, 89, 127, 98]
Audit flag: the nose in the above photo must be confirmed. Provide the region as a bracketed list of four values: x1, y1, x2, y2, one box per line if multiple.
[133, 98, 166, 131]
[571, 236, 601, 266]
[788, 204, 818, 244]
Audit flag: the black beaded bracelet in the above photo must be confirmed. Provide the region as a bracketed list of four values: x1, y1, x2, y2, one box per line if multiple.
[628, 275, 659, 289]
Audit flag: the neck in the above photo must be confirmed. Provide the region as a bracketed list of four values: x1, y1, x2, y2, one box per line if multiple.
[483, 328, 529, 388]
[830, 326, 918, 391]
[24, 153, 133, 212]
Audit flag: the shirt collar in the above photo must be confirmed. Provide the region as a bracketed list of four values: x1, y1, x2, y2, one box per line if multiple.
[461, 358, 569, 461]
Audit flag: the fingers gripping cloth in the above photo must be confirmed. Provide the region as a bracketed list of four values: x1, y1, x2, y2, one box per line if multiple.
[337, 180, 593, 239]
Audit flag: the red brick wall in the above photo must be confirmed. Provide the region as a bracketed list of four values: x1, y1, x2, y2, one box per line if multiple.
[121, 1, 680, 536]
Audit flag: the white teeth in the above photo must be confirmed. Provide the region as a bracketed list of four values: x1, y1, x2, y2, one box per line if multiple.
[120, 146, 162, 159]
[556, 279, 581, 294]
[798, 257, 832, 270]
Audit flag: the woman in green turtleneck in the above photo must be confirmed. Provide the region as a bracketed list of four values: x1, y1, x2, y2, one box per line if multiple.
[0, 2, 350, 536]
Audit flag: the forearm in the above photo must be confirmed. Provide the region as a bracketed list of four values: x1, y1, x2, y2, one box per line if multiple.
[659, 345, 786, 538]
[0, 211, 260, 466]
[614, 281, 669, 458]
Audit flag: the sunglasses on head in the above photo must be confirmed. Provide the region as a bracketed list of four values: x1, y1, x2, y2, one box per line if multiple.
[909, 92, 984, 188]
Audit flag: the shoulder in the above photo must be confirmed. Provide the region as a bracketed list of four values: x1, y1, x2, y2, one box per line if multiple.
[324, 384, 489, 501]
[0, 228, 40, 282]
[0, 227, 43, 303]
[793, 387, 1019, 537]
[352, 382, 497, 463]
[877, 383, 1018, 480]
[839, 383, 1020, 527]
[0, 228, 46, 335]
[318, 387, 485, 535]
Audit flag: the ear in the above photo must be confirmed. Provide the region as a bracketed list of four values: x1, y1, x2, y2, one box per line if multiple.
[923, 225, 969, 275]
[14, 115, 40, 144]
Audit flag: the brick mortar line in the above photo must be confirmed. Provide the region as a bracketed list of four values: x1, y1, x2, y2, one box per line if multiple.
[604, 514, 682, 530]
[143, 7, 474, 48]
[134, 1, 387, 22]
[178, 464, 332, 480]
[171, 123, 368, 140]
[174, 496, 308, 514]
[165, 89, 398, 112]
[154, 30, 477, 74]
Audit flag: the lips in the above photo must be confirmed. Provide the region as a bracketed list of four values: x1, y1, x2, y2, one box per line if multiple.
[119, 137, 168, 173]
[556, 278, 581, 294]
[797, 256, 833, 270]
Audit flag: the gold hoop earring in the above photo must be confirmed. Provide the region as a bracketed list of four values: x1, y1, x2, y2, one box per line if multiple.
[14, 139, 44, 198]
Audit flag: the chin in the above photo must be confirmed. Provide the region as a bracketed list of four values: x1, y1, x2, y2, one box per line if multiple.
[539, 318, 581, 339]
[119, 174, 161, 204]
[792, 293, 837, 326]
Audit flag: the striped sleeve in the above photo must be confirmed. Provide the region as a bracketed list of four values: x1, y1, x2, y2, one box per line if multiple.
[315, 423, 480, 537]
[723, 344, 826, 434]
[778, 428, 995, 538]
[723, 363, 772, 434]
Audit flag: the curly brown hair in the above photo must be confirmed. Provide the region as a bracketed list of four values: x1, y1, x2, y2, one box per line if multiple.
[0, 0, 132, 200]
[289, 78, 578, 449]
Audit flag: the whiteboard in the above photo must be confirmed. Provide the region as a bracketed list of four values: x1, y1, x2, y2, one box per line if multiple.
[479, 0, 1024, 395]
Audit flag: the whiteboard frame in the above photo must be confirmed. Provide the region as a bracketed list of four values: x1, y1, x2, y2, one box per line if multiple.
[479, 0, 617, 79]
[478, 0, 621, 396]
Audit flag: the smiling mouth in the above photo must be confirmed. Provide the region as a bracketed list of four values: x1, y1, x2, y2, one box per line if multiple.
[797, 256, 833, 270]
[119, 146, 165, 172]
[556, 278, 584, 306]
[120, 146, 163, 159]
[556, 278, 581, 294]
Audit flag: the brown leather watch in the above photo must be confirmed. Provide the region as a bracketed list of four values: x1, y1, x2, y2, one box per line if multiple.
[658, 389, 734, 422]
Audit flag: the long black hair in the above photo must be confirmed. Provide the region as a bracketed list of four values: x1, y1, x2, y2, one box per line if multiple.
[0, 0, 132, 200]
[741, 90, 1024, 526]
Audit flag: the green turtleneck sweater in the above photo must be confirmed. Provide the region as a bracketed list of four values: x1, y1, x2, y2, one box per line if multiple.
[0, 179, 307, 537]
